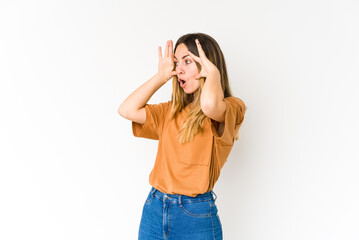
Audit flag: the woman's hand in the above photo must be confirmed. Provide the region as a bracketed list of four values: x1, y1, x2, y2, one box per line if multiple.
[157, 40, 177, 82]
[187, 39, 220, 80]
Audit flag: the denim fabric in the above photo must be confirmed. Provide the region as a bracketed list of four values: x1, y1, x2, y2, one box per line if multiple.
[138, 186, 223, 239]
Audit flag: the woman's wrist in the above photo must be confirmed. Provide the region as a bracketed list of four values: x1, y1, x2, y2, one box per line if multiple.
[207, 69, 220, 79]
[155, 73, 170, 84]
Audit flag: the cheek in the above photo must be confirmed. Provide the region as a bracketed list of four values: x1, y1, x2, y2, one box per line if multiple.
[189, 65, 199, 76]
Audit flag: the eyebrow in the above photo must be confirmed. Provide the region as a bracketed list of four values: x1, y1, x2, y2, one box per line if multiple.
[174, 54, 189, 60]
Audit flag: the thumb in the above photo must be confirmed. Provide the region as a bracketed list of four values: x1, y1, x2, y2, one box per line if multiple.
[194, 73, 202, 80]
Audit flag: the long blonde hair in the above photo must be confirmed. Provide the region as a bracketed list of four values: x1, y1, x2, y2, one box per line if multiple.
[168, 32, 239, 144]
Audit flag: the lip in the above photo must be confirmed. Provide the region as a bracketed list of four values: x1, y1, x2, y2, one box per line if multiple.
[178, 76, 188, 81]
[179, 78, 187, 88]
[178, 77, 186, 83]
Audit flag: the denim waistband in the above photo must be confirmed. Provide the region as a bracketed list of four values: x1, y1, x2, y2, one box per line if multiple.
[149, 186, 217, 203]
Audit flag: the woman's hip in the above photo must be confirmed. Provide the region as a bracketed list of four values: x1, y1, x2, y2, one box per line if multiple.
[138, 186, 223, 239]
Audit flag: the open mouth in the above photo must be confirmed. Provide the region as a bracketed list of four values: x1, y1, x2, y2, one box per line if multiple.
[179, 78, 187, 88]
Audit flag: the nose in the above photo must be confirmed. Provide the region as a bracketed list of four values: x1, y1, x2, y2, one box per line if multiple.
[176, 62, 185, 76]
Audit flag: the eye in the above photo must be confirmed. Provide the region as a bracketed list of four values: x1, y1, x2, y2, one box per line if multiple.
[174, 59, 191, 67]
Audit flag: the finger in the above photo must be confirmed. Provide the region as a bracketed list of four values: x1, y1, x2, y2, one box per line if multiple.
[194, 73, 202, 80]
[167, 40, 171, 58]
[170, 40, 173, 57]
[158, 46, 162, 59]
[187, 50, 201, 62]
[165, 40, 169, 58]
[195, 39, 207, 59]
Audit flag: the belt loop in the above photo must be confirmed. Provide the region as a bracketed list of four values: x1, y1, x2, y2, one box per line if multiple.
[150, 187, 156, 196]
[178, 194, 182, 206]
[211, 190, 217, 201]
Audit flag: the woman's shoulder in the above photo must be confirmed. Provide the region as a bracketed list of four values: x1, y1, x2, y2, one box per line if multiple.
[151, 100, 172, 107]
[145, 100, 172, 116]
[224, 96, 246, 107]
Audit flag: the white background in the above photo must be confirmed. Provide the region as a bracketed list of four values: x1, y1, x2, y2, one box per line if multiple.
[1, 0, 358, 239]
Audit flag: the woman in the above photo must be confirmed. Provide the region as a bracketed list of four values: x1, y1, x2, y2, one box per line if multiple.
[118, 32, 247, 239]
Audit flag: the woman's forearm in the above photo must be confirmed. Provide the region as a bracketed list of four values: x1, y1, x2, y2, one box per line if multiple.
[118, 73, 167, 117]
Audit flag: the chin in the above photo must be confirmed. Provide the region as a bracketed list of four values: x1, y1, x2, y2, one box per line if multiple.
[184, 90, 199, 96]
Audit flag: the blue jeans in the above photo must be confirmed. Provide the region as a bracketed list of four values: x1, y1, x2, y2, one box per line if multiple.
[138, 186, 223, 239]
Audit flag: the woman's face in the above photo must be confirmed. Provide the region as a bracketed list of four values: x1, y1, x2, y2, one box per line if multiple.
[174, 43, 200, 95]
